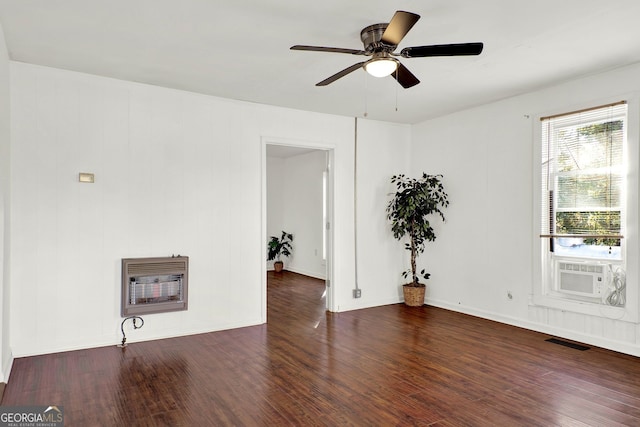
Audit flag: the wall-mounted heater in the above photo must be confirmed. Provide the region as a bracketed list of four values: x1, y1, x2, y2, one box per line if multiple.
[121, 256, 189, 316]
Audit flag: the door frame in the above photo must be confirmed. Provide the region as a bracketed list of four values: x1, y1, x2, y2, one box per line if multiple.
[261, 137, 336, 323]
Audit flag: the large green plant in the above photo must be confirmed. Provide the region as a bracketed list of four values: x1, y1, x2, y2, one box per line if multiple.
[386, 173, 449, 286]
[267, 231, 293, 262]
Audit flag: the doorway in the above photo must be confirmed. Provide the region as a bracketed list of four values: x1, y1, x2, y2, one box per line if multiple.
[261, 139, 334, 322]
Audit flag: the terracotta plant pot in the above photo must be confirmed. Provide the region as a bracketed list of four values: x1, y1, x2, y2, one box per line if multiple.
[402, 283, 425, 306]
[274, 261, 284, 273]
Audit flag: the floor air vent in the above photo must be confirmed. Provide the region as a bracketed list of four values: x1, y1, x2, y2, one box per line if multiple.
[122, 256, 189, 316]
[545, 338, 590, 351]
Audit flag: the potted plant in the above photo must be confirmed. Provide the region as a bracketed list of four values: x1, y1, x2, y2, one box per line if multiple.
[386, 173, 449, 306]
[267, 231, 294, 273]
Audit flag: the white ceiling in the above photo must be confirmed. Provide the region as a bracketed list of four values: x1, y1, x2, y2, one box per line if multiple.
[1, 1, 640, 124]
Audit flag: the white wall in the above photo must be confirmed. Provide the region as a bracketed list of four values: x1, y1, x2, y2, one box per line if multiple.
[411, 62, 640, 356]
[9, 62, 411, 356]
[266, 155, 284, 246]
[0, 22, 12, 381]
[280, 150, 326, 279]
[9, 62, 357, 356]
[16, 54, 640, 359]
[353, 119, 411, 308]
[267, 151, 326, 278]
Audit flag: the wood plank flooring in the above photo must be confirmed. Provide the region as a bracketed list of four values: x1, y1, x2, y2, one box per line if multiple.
[2, 271, 640, 426]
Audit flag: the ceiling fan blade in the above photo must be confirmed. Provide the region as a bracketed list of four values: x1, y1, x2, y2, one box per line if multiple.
[316, 62, 366, 86]
[392, 63, 420, 88]
[401, 42, 484, 58]
[381, 11, 420, 46]
[291, 45, 366, 55]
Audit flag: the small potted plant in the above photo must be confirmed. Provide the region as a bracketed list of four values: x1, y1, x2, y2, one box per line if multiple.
[267, 231, 294, 273]
[386, 173, 449, 306]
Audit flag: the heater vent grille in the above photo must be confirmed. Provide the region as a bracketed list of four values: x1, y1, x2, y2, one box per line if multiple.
[127, 260, 188, 276]
[121, 256, 189, 316]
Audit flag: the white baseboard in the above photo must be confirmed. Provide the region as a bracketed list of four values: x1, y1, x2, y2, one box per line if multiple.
[1, 351, 13, 383]
[11, 318, 265, 358]
[426, 298, 640, 357]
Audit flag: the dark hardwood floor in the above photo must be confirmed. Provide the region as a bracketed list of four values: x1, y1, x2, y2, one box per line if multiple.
[3, 271, 640, 426]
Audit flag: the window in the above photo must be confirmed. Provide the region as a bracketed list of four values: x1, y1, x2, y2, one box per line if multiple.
[539, 102, 627, 306]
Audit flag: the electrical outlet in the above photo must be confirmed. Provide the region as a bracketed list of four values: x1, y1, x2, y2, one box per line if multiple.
[353, 289, 362, 298]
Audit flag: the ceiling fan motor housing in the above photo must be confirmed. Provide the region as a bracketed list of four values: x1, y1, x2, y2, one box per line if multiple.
[360, 23, 395, 53]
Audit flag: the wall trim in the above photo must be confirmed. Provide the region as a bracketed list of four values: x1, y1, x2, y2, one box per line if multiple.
[1, 351, 12, 384]
[283, 267, 326, 280]
[427, 298, 640, 357]
[11, 319, 263, 358]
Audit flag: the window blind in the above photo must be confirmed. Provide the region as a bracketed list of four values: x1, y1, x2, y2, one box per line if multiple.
[540, 101, 626, 243]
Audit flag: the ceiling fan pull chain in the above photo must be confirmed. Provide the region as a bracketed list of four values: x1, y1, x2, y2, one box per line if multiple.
[395, 69, 399, 112]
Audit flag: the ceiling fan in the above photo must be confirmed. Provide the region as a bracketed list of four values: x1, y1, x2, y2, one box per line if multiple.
[291, 10, 483, 88]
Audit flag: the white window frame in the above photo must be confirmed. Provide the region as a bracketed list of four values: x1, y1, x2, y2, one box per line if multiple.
[532, 98, 639, 323]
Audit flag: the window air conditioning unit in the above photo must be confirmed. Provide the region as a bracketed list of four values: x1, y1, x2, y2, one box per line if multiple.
[556, 261, 608, 298]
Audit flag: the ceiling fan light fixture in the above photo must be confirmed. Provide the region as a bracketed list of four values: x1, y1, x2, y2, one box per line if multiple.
[364, 57, 398, 78]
